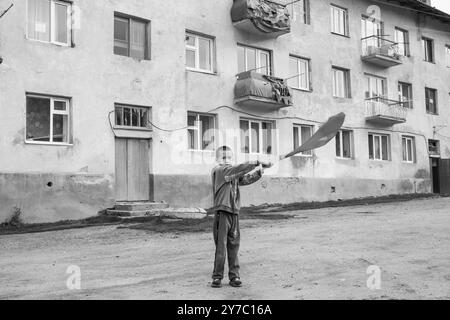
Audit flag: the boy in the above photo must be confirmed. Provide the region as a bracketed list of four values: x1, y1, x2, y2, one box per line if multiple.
[211, 146, 272, 288]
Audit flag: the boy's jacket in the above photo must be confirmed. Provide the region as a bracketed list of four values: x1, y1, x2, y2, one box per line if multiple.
[211, 162, 262, 214]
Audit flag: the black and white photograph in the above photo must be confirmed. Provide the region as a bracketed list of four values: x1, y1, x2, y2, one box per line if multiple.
[0, 0, 450, 306]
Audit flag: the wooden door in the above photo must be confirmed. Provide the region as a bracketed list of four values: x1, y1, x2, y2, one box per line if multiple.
[439, 159, 450, 195]
[115, 138, 150, 201]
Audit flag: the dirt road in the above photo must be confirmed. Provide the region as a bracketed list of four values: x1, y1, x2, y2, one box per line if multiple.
[1, 197, 449, 300]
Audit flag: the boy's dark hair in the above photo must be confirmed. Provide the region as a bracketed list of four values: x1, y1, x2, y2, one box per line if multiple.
[216, 145, 232, 158]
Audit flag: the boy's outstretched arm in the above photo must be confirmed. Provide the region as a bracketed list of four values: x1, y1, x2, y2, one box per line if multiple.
[238, 168, 263, 186]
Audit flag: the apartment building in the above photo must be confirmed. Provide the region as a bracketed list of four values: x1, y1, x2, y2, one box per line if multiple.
[0, 0, 449, 223]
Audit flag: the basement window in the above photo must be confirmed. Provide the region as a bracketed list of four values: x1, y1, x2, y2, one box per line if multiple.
[26, 94, 71, 144]
[115, 104, 151, 129]
[27, 0, 72, 46]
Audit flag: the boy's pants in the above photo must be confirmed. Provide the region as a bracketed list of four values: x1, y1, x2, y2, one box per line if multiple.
[212, 210, 240, 280]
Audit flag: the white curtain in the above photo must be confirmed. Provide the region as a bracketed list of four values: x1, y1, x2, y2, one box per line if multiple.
[130, 20, 146, 59]
[28, 0, 50, 41]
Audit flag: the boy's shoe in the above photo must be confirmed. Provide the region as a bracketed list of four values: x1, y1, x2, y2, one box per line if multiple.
[229, 277, 242, 287]
[211, 278, 222, 288]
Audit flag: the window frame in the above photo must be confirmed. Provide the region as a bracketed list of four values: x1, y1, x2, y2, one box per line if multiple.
[330, 4, 349, 37]
[335, 129, 354, 159]
[26, 0, 72, 46]
[398, 81, 413, 109]
[25, 93, 72, 146]
[446, 45, 450, 68]
[365, 73, 387, 99]
[288, 55, 311, 91]
[185, 31, 215, 74]
[422, 37, 435, 63]
[425, 87, 438, 115]
[402, 136, 416, 163]
[293, 124, 314, 156]
[428, 139, 440, 157]
[288, 0, 311, 25]
[113, 12, 151, 60]
[114, 103, 152, 130]
[237, 44, 272, 76]
[187, 112, 217, 152]
[368, 133, 391, 161]
[394, 27, 410, 57]
[332, 66, 351, 98]
[240, 118, 274, 155]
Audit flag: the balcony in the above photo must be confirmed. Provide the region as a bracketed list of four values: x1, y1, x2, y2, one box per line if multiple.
[365, 97, 408, 126]
[361, 36, 402, 67]
[231, 0, 291, 38]
[234, 71, 292, 110]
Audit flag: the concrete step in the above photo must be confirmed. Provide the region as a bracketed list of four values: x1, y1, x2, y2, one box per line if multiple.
[105, 207, 207, 220]
[114, 201, 169, 211]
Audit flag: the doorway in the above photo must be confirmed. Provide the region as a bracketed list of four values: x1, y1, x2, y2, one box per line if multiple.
[115, 138, 150, 201]
[430, 157, 440, 194]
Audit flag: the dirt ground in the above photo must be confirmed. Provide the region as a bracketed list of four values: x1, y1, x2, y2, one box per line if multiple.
[0, 197, 449, 300]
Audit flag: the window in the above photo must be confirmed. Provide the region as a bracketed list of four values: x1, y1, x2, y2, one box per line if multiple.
[402, 136, 415, 163]
[395, 28, 409, 56]
[361, 16, 382, 39]
[240, 119, 273, 154]
[425, 87, 438, 114]
[293, 124, 313, 156]
[114, 14, 150, 60]
[185, 32, 214, 73]
[330, 5, 348, 36]
[428, 139, 440, 157]
[335, 130, 353, 159]
[288, 0, 310, 25]
[422, 37, 434, 63]
[27, 0, 71, 45]
[332, 67, 350, 98]
[368, 133, 390, 161]
[187, 113, 216, 151]
[446, 45, 450, 67]
[26, 94, 71, 144]
[237, 45, 271, 75]
[115, 104, 150, 129]
[365, 74, 386, 99]
[398, 82, 413, 108]
[288, 56, 310, 91]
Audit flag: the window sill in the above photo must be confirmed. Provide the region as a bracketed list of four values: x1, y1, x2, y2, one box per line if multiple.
[426, 112, 439, 116]
[331, 32, 350, 38]
[186, 68, 217, 76]
[336, 156, 354, 161]
[402, 161, 416, 164]
[369, 159, 391, 162]
[188, 149, 215, 153]
[290, 87, 312, 93]
[26, 37, 72, 48]
[25, 141, 73, 147]
[113, 54, 151, 62]
[113, 126, 152, 132]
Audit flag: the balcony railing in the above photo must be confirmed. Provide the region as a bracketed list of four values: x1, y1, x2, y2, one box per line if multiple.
[365, 97, 407, 126]
[231, 0, 291, 38]
[234, 71, 292, 110]
[361, 36, 402, 67]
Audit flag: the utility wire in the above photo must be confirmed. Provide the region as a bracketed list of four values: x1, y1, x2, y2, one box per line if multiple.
[0, 3, 13, 19]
